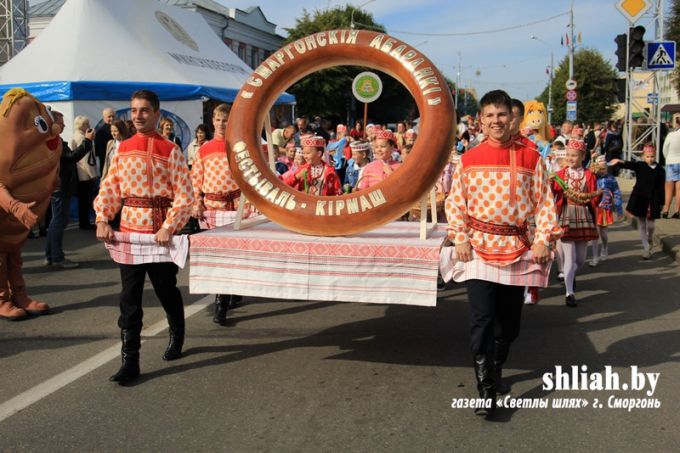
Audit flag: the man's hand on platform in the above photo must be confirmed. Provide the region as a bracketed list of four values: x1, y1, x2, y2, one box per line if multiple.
[455, 242, 472, 262]
[531, 243, 550, 264]
[96, 222, 114, 243]
[155, 227, 171, 247]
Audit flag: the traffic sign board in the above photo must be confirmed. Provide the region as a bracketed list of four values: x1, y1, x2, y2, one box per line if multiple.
[566, 90, 578, 101]
[565, 79, 577, 90]
[566, 101, 577, 121]
[647, 92, 659, 104]
[646, 41, 676, 70]
[615, 0, 652, 24]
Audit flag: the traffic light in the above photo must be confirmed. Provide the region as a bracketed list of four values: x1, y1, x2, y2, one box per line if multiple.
[615, 33, 627, 72]
[614, 78, 626, 103]
[629, 25, 646, 68]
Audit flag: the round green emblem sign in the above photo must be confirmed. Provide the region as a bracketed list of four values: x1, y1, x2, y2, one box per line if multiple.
[352, 71, 383, 103]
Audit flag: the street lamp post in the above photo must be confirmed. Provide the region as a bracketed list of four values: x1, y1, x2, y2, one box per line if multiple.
[350, 0, 376, 29]
[530, 35, 554, 126]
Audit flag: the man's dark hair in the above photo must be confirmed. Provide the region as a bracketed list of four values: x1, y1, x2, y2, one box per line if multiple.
[131, 89, 160, 111]
[479, 90, 512, 112]
[511, 98, 525, 118]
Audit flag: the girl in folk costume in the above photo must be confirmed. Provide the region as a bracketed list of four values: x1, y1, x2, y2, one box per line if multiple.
[609, 144, 666, 259]
[551, 139, 601, 306]
[546, 144, 568, 283]
[280, 147, 305, 183]
[344, 140, 370, 193]
[356, 129, 402, 190]
[282, 135, 342, 196]
[589, 155, 623, 266]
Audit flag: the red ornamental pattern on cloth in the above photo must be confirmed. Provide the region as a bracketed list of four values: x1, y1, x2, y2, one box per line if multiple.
[567, 139, 586, 153]
[189, 222, 445, 306]
[445, 139, 560, 267]
[375, 129, 394, 141]
[105, 232, 189, 268]
[300, 135, 325, 148]
[191, 138, 240, 211]
[94, 133, 193, 234]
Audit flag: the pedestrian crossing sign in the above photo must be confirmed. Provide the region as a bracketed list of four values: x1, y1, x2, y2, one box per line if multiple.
[646, 41, 675, 70]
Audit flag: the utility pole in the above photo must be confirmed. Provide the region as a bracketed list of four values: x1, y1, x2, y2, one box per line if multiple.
[455, 51, 461, 112]
[568, 3, 574, 80]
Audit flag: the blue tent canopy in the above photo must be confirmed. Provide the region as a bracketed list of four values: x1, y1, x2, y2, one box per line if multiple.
[0, 80, 295, 104]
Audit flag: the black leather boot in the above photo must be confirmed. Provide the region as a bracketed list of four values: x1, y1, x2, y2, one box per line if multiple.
[494, 338, 511, 395]
[230, 295, 243, 308]
[212, 294, 230, 325]
[473, 354, 497, 416]
[163, 314, 185, 361]
[109, 328, 141, 385]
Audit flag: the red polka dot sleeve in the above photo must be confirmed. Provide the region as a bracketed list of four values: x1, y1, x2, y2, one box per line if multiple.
[531, 157, 561, 245]
[94, 152, 123, 223]
[444, 161, 470, 244]
[161, 145, 194, 233]
[190, 151, 205, 211]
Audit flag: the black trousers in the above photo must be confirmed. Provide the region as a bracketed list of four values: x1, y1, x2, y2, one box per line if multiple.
[77, 179, 94, 227]
[118, 262, 184, 331]
[465, 279, 524, 356]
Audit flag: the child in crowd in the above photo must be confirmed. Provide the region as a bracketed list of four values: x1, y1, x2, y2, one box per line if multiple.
[282, 135, 342, 196]
[343, 141, 370, 193]
[401, 143, 413, 162]
[327, 124, 348, 180]
[548, 142, 568, 282]
[405, 129, 417, 146]
[589, 155, 623, 266]
[551, 139, 601, 307]
[280, 148, 305, 183]
[356, 129, 401, 190]
[609, 144, 666, 259]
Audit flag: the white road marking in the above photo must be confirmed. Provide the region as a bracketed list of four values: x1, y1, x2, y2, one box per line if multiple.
[0, 295, 213, 424]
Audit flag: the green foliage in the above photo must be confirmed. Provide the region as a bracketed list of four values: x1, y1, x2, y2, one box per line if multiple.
[536, 48, 618, 125]
[282, 5, 417, 125]
[667, 0, 680, 95]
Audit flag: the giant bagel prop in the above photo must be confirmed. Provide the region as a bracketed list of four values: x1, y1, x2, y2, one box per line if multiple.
[226, 30, 455, 236]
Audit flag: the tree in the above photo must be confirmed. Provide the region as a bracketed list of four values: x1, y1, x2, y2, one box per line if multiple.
[666, 0, 680, 95]
[283, 6, 417, 125]
[536, 48, 618, 125]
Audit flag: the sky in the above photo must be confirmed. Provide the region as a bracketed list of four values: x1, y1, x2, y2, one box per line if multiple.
[216, 0, 664, 101]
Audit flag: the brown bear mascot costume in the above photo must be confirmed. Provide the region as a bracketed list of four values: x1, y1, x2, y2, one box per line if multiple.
[0, 88, 62, 320]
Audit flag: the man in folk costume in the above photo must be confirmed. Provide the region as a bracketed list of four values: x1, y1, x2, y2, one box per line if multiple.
[443, 90, 560, 417]
[94, 90, 193, 385]
[191, 103, 244, 325]
[282, 135, 342, 196]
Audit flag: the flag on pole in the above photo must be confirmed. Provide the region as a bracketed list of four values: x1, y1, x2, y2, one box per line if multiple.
[561, 36, 564, 46]
[577, 32, 582, 45]
[565, 33, 570, 46]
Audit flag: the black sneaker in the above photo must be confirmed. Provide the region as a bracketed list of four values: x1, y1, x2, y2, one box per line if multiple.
[565, 295, 577, 307]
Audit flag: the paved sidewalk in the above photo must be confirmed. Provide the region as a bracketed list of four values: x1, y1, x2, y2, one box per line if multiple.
[618, 177, 680, 264]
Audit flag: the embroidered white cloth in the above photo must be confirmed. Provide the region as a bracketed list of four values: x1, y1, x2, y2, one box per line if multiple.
[439, 247, 552, 287]
[198, 210, 238, 230]
[190, 221, 448, 306]
[105, 232, 189, 268]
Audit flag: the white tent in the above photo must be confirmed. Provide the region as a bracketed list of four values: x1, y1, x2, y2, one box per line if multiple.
[0, 0, 293, 147]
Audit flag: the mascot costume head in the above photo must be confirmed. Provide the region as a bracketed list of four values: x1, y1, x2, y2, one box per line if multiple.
[520, 100, 550, 142]
[0, 88, 62, 320]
